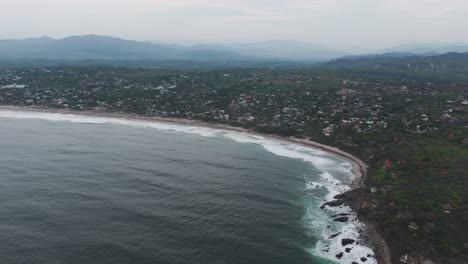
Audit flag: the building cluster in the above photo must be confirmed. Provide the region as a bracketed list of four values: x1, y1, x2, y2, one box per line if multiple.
[0, 67, 466, 140]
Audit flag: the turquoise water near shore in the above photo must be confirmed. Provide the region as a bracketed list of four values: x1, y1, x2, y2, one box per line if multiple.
[0, 110, 375, 264]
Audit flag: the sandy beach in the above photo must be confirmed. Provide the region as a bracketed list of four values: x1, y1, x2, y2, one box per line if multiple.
[0, 105, 367, 187]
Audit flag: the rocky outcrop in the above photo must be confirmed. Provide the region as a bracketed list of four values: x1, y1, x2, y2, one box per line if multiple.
[342, 238, 356, 246]
[338, 188, 392, 264]
[333, 216, 349, 222]
[322, 199, 345, 207]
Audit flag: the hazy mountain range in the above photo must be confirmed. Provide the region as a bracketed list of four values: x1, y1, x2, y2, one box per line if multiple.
[0, 35, 467, 63]
[380, 43, 468, 55]
[324, 51, 468, 75]
[0, 35, 252, 61]
[0, 35, 344, 62]
[186, 40, 345, 61]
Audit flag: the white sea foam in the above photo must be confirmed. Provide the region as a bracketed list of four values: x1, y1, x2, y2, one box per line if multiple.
[305, 181, 323, 190]
[0, 110, 220, 137]
[0, 109, 376, 263]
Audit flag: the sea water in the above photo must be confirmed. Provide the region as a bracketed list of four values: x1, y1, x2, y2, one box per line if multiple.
[0, 110, 376, 264]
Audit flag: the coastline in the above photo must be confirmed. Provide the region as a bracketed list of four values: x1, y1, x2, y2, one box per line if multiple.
[0, 105, 367, 186]
[0, 105, 389, 263]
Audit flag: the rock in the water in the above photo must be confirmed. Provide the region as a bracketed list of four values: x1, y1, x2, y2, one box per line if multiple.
[333, 216, 349, 222]
[336, 252, 343, 259]
[323, 199, 344, 207]
[341, 238, 355, 246]
[345, 248, 352, 253]
[332, 213, 351, 219]
[329, 232, 341, 239]
[361, 257, 367, 262]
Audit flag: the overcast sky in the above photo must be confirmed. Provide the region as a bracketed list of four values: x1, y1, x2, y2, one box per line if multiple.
[1, 0, 467, 50]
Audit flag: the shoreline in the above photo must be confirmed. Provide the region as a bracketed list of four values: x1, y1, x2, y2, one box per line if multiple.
[0, 105, 367, 187]
[0, 105, 389, 263]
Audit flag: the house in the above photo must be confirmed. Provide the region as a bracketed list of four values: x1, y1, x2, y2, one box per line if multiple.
[336, 88, 356, 95]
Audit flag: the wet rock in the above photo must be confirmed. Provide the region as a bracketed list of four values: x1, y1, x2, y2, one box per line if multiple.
[320, 205, 325, 209]
[345, 248, 352, 253]
[341, 238, 355, 246]
[329, 232, 341, 239]
[360, 257, 367, 262]
[332, 213, 351, 217]
[323, 199, 344, 207]
[333, 216, 349, 222]
[352, 262, 358, 264]
[335, 252, 343, 259]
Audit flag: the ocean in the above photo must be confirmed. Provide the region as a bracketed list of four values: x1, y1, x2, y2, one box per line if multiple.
[0, 110, 376, 264]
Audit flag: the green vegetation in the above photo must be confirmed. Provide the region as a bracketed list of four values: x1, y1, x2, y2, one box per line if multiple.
[361, 128, 467, 258]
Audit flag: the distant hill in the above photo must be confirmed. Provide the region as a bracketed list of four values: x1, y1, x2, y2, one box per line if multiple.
[380, 43, 468, 55]
[0, 35, 255, 62]
[158, 40, 346, 61]
[2, 35, 468, 65]
[324, 52, 468, 72]
[337, 52, 416, 60]
[225, 40, 346, 61]
[0, 36, 347, 62]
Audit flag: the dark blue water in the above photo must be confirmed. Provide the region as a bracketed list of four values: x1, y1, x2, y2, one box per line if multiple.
[0, 116, 335, 264]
